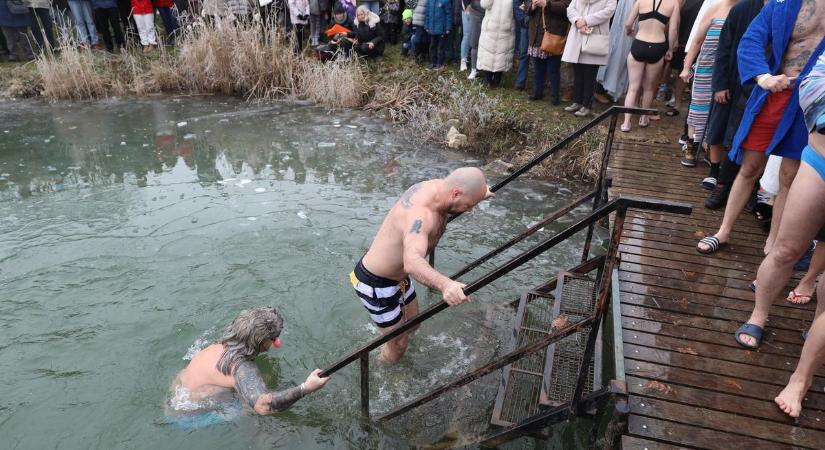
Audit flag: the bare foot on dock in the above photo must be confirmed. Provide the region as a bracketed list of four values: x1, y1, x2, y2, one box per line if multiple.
[775, 374, 810, 418]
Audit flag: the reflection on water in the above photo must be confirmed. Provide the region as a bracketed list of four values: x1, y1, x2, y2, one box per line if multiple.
[0, 97, 596, 449]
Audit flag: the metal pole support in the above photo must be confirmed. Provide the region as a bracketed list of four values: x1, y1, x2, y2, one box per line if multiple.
[360, 352, 369, 419]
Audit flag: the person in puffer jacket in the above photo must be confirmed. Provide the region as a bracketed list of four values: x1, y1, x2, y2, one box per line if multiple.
[425, 0, 451, 69]
[476, 0, 514, 87]
[288, 0, 310, 52]
[346, 5, 383, 57]
[130, 0, 157, 51]
[381, 0, 402, 45]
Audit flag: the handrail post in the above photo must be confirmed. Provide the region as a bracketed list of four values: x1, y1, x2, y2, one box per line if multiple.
[581, 111, 620, 263]
[360, 352, 369, 419]
[571, 207, 627, 415]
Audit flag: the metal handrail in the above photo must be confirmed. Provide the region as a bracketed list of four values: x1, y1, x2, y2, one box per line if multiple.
[447, 105, 656, 225]
[319, 197, 689, 385]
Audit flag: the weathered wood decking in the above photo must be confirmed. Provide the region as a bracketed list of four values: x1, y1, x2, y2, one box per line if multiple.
[608, 141, 825, 449]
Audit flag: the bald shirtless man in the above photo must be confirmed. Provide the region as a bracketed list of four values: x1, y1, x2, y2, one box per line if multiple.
[350, 167, 494, 363]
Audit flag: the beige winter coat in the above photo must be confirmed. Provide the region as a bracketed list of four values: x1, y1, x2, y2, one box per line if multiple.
[561, 0, 616, 66]
[476, 0, 515, 73]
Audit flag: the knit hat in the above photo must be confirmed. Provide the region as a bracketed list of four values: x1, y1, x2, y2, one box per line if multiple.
[402, 9, 413, 21]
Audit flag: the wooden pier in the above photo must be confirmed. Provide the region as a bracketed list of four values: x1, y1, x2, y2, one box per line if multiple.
[609, 141, 825, 449]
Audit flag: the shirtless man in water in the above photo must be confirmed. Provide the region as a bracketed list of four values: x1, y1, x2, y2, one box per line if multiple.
[350, 167, 494, 363]
[171, 308, 330, 417]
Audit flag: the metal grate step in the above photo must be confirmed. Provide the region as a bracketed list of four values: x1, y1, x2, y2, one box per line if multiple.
[490, 290, 555, 426]
[541, 272, 601, 407]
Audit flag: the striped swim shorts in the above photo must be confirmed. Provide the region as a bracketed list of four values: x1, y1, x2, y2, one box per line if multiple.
[350, 258, 417, 328]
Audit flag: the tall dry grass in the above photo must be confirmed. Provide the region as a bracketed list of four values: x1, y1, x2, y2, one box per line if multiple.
[33, 18, 365, 108]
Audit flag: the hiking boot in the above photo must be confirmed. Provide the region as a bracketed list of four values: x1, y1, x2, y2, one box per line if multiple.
[680, 141, 697, 167]
[705, 183, 729, 209]
[564, 103, 582, 112]
[593, 92, 611, 104]
[678, 133, 689, 145]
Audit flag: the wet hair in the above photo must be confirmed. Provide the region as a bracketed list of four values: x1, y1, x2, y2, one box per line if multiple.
[216, 307, 283, 376]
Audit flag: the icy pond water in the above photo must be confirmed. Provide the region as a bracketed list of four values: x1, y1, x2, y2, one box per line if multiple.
[0, 96, 597, 449]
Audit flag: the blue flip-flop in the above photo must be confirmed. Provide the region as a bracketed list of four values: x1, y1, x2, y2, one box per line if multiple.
[735, 323, 764, 349]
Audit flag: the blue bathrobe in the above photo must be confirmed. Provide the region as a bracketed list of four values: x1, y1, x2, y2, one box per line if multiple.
[729, 0, 825, 163]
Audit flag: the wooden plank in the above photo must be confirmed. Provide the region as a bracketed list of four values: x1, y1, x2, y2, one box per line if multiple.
[619, 283, 813, 321]
[621, 435, 691, 450]
[629, 397, 825, 448]
[627, 415, 797, 450]
[623, 330, 825, 378]
[622, 308, 805, 348]
[628, 375, 825, 428]
[623, 342, 825, 391]
[625, 362, 825, 415]
[620, 237, 767, 266]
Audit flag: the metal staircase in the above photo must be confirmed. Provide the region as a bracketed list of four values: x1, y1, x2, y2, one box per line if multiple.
[317, 107, 692, 448]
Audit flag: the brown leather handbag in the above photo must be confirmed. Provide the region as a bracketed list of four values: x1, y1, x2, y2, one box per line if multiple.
[540, 6, 566, 55]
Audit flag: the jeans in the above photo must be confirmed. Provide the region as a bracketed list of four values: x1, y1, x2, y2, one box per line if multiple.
[460, 11, 470, 62]
[29, 7, 56, 50]
[429, 32, 448, 67]
[157, 7, 179, 39]
[362, 0, 380, 14]
[531, 55, 561, 99]
[514, 23, 528, 88]
[68, 0, 99, 46]
[572, 63, 599, 108]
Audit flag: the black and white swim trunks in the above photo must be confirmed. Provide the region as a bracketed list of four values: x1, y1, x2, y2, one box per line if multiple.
[350, 258, 417, 328]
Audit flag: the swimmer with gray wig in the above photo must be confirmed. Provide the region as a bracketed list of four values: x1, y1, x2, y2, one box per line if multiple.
[168, 307, 329, 424]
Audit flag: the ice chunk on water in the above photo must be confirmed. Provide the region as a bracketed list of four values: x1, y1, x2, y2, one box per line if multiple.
[47, 165, 56, 172]
[317, 142, 336, 148]
[183, 133, 196, 140]
[120, 141, 126, 146]
[177, 121, 188, 127]
[247, 217, 257, 221]
[44, 139, 51, 143]
[237, 179, 251, 186]
[297, 211, 308, 219]
[255, 188, 266, 193]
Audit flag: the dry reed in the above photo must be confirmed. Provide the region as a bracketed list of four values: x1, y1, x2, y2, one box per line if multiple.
[33, 17, 364, 108]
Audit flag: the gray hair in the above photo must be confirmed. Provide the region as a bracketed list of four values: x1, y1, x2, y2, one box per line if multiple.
[216, 307, 284, 375]
[356, 4, 370, 15]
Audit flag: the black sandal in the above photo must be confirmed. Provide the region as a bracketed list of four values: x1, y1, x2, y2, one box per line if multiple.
[697, 236, 727, 255]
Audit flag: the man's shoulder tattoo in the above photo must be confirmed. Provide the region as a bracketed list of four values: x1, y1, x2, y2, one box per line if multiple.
[400, 182, 422, 208]
[410, 218, 423, 234]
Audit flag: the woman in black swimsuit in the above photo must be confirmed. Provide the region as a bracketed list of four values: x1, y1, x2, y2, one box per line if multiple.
[620, 0, 680, 132]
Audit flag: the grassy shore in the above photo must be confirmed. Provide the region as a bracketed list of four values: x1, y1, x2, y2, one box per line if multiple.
[0, 23, 603, 181]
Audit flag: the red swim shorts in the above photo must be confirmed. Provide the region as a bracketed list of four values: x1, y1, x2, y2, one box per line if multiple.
[741, 90, 793, 152]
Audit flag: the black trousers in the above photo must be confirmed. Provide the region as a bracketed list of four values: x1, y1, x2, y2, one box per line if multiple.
[485, 71, 503, 88]
[29, 7, 56, 50]
[94, 7, 125, 51]
[717, 155, 741, 185]
[572, 63, 599, 108]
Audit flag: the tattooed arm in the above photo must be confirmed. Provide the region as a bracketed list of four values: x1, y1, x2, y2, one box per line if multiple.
[402, 213, 468, 306]
[234, 363, 330, 415]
